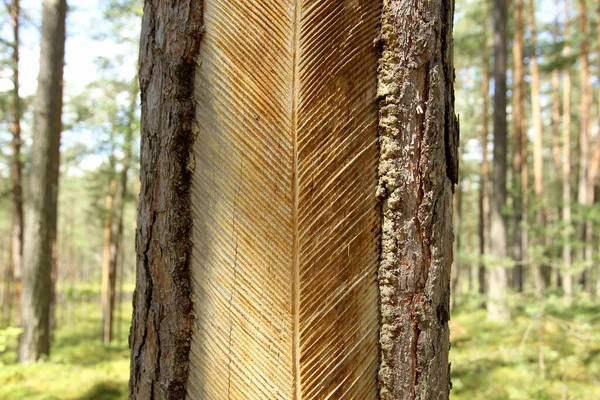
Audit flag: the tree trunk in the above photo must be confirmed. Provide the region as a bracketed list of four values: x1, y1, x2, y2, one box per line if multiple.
[487, 0, 510, 322]
[479, 1, 490, 296]
[100, 130, 117, 320]
[9, 0, 23, 329]
[577, 0, 591, 291]
[550, 1, 562, 288]
[562, 0, 573, 302]
[130, 1, 457, 399]
[511, 0, 525, 292]
[452, 172, 462, 310]
[103, 81, 137, 345]
[528, 0, 546, 300]
[18, 0, 66, 362]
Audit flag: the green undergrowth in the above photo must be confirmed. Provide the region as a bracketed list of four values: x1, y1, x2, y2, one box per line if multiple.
[450, 293, 600, 400]
[0, 298, 132, 400]
[1, 291, 598, 399]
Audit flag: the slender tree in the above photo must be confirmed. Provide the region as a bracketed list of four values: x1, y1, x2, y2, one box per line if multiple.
[103, 80, 137, 344]
[561, 0, 574, 302]
[512, 0, 525, 292]
[18, 0, 67, 362]
[100, 125, 117, 321]
[479, 2, 490, 296]
[528, 0, 546, 299]
[576, 0, 591, 290]
[129, 0, 458, 398]
[5, 0, 23, 328]
[488, 0, 510, 321]
[550, 0, 562, 288]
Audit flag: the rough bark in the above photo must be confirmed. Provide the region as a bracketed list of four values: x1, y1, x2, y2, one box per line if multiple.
[129, 2, 202, 398]
[487, 0, 509, 322]
[562, 0, 573, 302]
[377, 0, 458, 398]
[511, 0, 525, 292]
[18, 0, 66, 362]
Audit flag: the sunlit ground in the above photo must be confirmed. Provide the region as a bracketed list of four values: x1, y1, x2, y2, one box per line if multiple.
[1, 291, 599, 399]
[0, 288, 132, 400]
[450, 293, 600, 400]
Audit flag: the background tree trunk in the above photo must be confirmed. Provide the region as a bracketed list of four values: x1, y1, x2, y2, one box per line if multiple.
[130, 0, 457, 399]
[488, 0, 510, 322]
[562, 0, 573, 302]
[576, 0, 591, 291]
[550, 0, 562, 288]
[479, 2, 490, 296]
[10, 0, 23, 328]
[511, 0, 525, 292]
[100, 128, 117, 320]
[528, 0, 545, 299]
[18, 0, 66, 362]
[102, 81, 137, 345]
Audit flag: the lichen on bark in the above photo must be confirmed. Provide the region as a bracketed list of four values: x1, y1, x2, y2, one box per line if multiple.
[377, 0, 458, 399]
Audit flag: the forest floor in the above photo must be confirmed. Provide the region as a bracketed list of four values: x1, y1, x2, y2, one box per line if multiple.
[0, 289, 131, 400]
[450, 292, 600, 400]
[1, 291, 599, 399]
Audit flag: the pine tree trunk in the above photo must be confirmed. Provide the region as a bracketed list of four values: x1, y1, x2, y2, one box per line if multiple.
[18, 0, 66, 362]
[511, 0, 525, 292]
[577, 0, 591, 291]
[550, 1, 562, 288]
[562, 0, 573, 302]
[101, 133, 117, 320]
[9, 0, 23, 328]
[130, 1, 457, 399]
[487, 0, 510, 322]
[103, 82, 137, 345]
[452, 170, 462, 310]
[528, 0, 546, 299]
[479, 2, 491, 296]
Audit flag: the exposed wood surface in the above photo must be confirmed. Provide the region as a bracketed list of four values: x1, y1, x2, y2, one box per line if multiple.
[188, 0, 380, 398]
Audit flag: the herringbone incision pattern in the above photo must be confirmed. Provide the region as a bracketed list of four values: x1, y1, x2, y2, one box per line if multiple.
[188, 1, 380, 399]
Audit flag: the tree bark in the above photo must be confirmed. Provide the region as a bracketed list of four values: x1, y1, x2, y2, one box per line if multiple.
[130, 1, 457, 399]
[487, 0, 510, 322]
[18, 0, 66, 362]
[129, 3, 202, 398]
